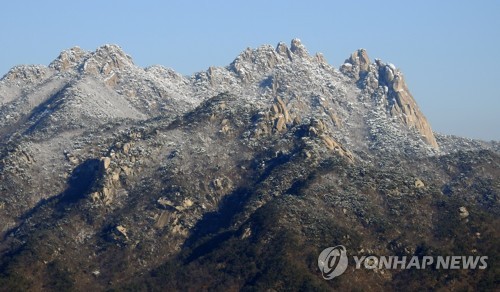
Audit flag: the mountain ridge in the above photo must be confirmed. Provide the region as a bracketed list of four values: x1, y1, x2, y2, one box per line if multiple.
[1, 38, 498, 231]
[0, 39, 450, 152]
[0, 39, 498, 291]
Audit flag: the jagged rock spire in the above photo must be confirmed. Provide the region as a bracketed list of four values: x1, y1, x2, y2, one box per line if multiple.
[340, 49, 439, 149]
[290, 38, 309, 57]
[339, 48, 371, 80]
[275, 42, 293, 60]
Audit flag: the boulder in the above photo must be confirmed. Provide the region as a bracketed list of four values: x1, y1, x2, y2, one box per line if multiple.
[414, 179, 425, 188]
[459, 206, 469, 219]
[115, 225, 129, 240]
[101, 157, 111, 170]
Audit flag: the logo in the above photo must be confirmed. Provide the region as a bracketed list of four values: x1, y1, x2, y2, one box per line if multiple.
[318, 244, 488, 280]
[317, 245, 348, 280]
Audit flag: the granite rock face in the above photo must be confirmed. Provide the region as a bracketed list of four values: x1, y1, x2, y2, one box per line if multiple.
[341, 49, 439, 149]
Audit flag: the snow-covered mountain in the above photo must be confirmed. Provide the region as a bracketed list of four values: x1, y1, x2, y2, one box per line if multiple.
[0, 40, 498, 291]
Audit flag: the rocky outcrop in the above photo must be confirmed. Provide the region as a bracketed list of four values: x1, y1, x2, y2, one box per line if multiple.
[229, 39, 313, 83]
[374, 59, 439, 149]
[414, 179, 425, 188]
[253, 96, 295, 136]
[229, 45, 284, 82]
[49, 46, 89, 72]
[340, 49, 371, 80]
[48, 45, 134, 87]
[290, 38, 309, 58]
[81, 44, 134, 75]
[307, 118, 354, 162]
[341, 49, 439, 149]
[275, 42, 293, 61]
[272, 96, 293, 132]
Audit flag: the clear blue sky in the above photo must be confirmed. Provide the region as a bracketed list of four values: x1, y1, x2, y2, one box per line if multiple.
[1, 0, 499, 140]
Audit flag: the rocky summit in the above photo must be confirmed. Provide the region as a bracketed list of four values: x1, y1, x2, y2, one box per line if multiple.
[0, 40, 498, 291]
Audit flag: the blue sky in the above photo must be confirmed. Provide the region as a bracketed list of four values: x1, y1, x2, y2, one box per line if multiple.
[1, 0, 499, 140]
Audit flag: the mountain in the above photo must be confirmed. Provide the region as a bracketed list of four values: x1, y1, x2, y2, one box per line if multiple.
[0, 40, 498, 291]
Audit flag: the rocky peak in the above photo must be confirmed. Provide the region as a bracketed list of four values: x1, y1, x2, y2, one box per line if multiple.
[375, 60, 439, 149]
[49, 46, 89, 72]
[229, 45, 285, 82]
[341, 50, 440, 150]
[275, 42, 293, 60]
[229, 39, 316, 83]
[340, 48, 371, 80]
[290, 38, 309, 58]
[48, 44, 134, 77]
[81, 44, 134, 76]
